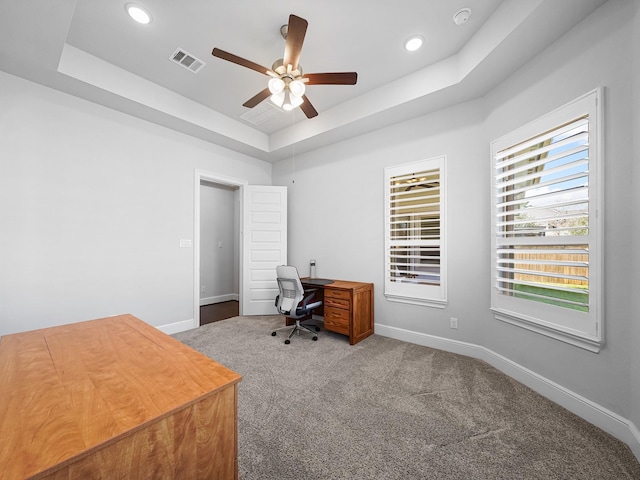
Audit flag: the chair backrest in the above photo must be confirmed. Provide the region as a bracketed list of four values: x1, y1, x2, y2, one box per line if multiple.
[276, 265, 304, 314]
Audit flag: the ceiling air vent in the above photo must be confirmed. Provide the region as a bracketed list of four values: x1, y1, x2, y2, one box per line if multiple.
[240, 101, 283, 125]
[170, 48, 205, 73]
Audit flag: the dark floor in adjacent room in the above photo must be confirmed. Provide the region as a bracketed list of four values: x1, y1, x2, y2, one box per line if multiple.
[200, 301, 239, 325]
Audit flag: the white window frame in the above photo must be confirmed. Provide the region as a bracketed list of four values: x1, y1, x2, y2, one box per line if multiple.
[490, 89, 603, 352]
[384, 156, 447, 308]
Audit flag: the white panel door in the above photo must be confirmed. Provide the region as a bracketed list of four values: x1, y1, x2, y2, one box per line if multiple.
[241, 185, 287, 315]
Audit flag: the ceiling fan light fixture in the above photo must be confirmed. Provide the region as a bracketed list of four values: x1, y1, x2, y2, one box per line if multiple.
[289, 93, 304, 108]
[269, 78, 304, 110]
[125, 3, 152, 24]
[268, 77, 285, 95]
[282, 91, 295, 111]
[289, 79, 306, 97]
[270, 91, 285, 107]
[278, 91, 303, 111]
[404, 35, 424, 52]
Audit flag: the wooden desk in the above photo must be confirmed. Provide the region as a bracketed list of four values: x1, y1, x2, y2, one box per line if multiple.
[0, 314, 241, 480]
[301, 278, 374, 345]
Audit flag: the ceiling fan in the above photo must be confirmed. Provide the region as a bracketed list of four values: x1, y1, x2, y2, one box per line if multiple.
[212, 14, 358, 119]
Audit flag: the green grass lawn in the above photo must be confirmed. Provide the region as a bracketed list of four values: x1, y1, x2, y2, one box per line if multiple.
[514, 283, 588, 312]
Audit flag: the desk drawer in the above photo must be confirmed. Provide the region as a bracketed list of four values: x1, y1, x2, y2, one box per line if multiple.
[325, 297, 350, 310]
[325, 289, 351, 301]
[324, 306, 349, 335]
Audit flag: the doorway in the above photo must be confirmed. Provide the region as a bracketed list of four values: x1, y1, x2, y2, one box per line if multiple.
[194, 170, 247, 327]
[199, 180, 239, 324]
[193, 171, 287, 327]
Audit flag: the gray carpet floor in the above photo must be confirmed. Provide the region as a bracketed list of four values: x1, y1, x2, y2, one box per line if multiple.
[173, 316, 640, 480]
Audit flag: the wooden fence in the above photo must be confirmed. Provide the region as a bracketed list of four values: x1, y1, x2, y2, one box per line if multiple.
[513, 249, 588, 286]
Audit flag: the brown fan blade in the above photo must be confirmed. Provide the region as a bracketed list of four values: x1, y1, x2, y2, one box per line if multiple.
[212, 48, 274, 76]
[300, 95, 318, 119]
[304, 72, 358, 85]
[283, 15, 308, 72]
[243, 88, 271, 108]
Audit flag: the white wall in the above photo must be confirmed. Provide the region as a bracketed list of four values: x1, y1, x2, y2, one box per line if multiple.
[483, 0, 634, 419]
[276, 98, 488, 343]
[273, 0, 639, 457]
[199, 181, 239, 305]
[0, 71, 271, 335]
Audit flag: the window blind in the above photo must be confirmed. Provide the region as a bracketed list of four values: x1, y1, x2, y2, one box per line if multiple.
[494, 115, 590, 311]
[385, 156, 446, 307]
[388, 168, 441, 286]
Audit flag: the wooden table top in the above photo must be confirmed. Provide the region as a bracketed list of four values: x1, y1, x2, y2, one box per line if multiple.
[0, 314, 241, 480]
[300, 278, 373, 290]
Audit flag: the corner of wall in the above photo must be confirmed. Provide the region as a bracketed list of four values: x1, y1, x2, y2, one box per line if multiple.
[630, 0, 640, 449]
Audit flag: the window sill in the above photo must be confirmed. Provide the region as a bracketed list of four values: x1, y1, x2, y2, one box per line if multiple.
[491, 307, 603, 353]
[385, 294, 447, 309]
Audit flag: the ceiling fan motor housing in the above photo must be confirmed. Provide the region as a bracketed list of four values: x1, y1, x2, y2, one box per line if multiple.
[271, 58, 303, 78]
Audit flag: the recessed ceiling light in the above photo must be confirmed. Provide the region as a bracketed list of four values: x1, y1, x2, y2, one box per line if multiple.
[404, 35, 424, 52]
[126, 3, 152, 24]
[453, 8, 471, 26]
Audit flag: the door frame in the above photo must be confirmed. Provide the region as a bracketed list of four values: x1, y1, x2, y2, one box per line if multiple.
[194, 169, 247, 328]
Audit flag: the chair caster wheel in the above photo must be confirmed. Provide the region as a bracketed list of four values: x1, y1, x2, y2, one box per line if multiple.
[284, 339, 290, 345]
[312, 336, 318, 341]
[315, 327, 321, 332]
[271, 331, 276, 336]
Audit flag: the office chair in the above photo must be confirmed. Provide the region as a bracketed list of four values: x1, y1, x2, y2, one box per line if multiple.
[272, 265, 322, 344]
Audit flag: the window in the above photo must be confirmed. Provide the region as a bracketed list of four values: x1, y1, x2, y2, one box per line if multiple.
[490, 90, 602, 352]
[384, 156, 446, 307]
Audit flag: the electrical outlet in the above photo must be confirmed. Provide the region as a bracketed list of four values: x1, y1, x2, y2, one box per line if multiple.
[450, 317, 458, 329]
[201, 286, 206, 294]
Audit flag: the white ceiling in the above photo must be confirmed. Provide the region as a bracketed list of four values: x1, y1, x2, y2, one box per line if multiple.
[0, 0, 606, 162]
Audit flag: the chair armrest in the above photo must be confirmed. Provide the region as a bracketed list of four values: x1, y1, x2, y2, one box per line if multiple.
[306, 300, 322, 311]
[301, 289, 318, 309]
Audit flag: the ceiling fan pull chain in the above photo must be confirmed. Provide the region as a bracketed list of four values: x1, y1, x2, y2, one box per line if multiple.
[291, 110, 296, 184]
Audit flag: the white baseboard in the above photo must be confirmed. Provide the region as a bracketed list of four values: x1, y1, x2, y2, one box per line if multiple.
[374, 323, 640, 462]
[200, 293, 239, 307]
[157, 318, 197, 335]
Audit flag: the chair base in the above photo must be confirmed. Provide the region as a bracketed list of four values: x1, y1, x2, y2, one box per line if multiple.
[272, 319, 320, 344]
